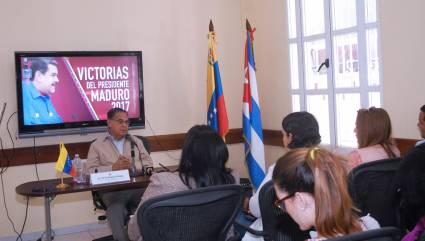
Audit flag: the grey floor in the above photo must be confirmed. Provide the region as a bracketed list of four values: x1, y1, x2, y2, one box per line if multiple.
[29, 226, 112, 241]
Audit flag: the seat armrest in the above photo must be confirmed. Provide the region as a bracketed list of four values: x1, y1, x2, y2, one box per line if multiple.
[234, 220, 267, 237]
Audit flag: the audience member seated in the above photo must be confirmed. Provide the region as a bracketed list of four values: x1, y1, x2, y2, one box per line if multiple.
[242, 111, 321, 241]
[87, 107, 153, 241]
[396, 115, 425, 240]
[273, 148, 380, 241]
[410, 104, 425, 148]
[127, 124, 238, 241]
[349, 107, 400, 171]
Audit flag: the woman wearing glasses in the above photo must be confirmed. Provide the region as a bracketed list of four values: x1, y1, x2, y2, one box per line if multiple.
[242, 111, 321, 241]
[272, 148, 379, 240]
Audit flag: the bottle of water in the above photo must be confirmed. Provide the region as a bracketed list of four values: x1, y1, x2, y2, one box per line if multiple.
[73, 154, 85, 184]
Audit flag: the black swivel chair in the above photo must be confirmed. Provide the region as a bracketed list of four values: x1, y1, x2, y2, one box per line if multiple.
[91, 135, 151, 241]
[327, 227, 400, 241]
[137, 184, 243, 241]
[236, 181, 310, 241]
[348, 157, 402, 228]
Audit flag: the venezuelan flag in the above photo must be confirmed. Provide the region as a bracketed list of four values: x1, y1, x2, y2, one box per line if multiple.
[207, 20, 229, 140]
[55, 142, 76, 177]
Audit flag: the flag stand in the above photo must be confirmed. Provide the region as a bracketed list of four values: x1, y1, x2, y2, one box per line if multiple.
[56, 173, 69, 189]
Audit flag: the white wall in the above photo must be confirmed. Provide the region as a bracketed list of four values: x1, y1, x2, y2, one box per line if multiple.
[240, 0, 292, 131]
[380, 0, 425, 139]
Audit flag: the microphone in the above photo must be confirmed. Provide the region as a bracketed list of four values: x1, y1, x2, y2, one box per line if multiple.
[126, 134, 137, 177]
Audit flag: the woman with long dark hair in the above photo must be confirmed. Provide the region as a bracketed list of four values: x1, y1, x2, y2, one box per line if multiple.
[128, 125, 237, 241]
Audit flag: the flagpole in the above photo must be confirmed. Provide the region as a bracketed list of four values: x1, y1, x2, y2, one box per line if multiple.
[206, 20, 229, 141]
[56, 172, 69, 189]
[242, 19, 266, 189]
[246, 19, 256, 69]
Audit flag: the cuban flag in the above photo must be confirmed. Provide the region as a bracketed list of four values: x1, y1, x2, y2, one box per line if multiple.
[243, 21, 265, 189]
[207, 20, 229, 140]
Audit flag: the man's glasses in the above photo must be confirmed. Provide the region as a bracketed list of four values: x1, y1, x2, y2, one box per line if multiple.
[112, 119, 130, 125]
[274, 193, 295, 211]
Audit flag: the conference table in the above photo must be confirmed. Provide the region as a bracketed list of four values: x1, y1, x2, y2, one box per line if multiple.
[16, 173, 154, 241]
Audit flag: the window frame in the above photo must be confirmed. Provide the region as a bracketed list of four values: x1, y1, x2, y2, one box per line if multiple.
[287, 0, 382, 148]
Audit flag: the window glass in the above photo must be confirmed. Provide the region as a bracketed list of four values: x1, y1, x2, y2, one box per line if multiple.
[307, 95, 330, 144]
[302, 0, 325, 36]
[305, 39, 327, 90]
[331, 0, 357, 30]
[365, 0, 377, 23]
[333, 33, 359, 88]
[336, 93, 360, 147]
[366, 28, 379, 86]
[287, 0, 297, 38]
[368, 92, 381, 107]
[292, 95, 301, 112]
[290, 44, 299, 90]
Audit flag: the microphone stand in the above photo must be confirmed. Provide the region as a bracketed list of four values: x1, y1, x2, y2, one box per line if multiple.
[128, 134, 138, 177]
[127, 134, 153, 176]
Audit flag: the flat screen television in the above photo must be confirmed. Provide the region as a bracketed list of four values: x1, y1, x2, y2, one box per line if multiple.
[15, 51, 145, 138]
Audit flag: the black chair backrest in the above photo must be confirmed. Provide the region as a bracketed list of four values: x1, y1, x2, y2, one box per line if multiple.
[137, 184, 243, 241]
[259, 181, 310, 241]
[348, 158, 402, 227]
[134, 135, 151, 154]
[327, 227, 400, 241]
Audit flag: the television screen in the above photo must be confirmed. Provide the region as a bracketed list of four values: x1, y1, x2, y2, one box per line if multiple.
[15, 51, 145, 138]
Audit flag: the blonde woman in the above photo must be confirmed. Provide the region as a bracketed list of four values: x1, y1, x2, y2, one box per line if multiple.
[272, 148, 379, 240]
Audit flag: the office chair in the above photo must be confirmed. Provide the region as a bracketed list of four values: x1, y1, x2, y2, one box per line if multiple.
[137, 184, 243, 241]
[91, 135, 151, 241]
[326, 226, 400, 241]
[348, 157, 402, 228]
[236, 181, 310, 241]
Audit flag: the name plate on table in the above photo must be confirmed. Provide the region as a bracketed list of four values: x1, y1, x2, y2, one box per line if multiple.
[90, 170, 130, 185]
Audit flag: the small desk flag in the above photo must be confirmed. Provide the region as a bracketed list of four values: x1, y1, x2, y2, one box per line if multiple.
[55, 142, 76, 177]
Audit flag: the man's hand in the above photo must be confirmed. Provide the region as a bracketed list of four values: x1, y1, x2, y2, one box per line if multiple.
[112, 156, 131, 171]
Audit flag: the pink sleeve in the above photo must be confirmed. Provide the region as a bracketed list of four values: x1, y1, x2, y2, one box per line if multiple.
[349, 150, 363, 171]
[128, 173, 168, 241]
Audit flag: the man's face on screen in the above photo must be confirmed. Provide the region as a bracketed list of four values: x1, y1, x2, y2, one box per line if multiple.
[34, 64, 59, 96]
[108, 111, 129, 139]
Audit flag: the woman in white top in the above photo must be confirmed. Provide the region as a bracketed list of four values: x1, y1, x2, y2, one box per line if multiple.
[242, 111, 321, 241]
[273, 148, 379, 240]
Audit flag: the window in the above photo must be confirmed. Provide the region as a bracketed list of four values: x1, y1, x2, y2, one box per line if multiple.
[287, 0, 381, 147]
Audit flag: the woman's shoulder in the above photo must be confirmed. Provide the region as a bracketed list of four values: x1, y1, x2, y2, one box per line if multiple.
[150, 171, 182, 184]
[359, 214, 380, 230]
[354, 145, 391, 162]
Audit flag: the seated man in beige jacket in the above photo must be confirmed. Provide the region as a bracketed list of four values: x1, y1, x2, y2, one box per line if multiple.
[87, 107, 153, 241]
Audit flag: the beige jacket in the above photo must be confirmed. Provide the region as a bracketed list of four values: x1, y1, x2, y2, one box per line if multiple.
[86, 135, 153, 174]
